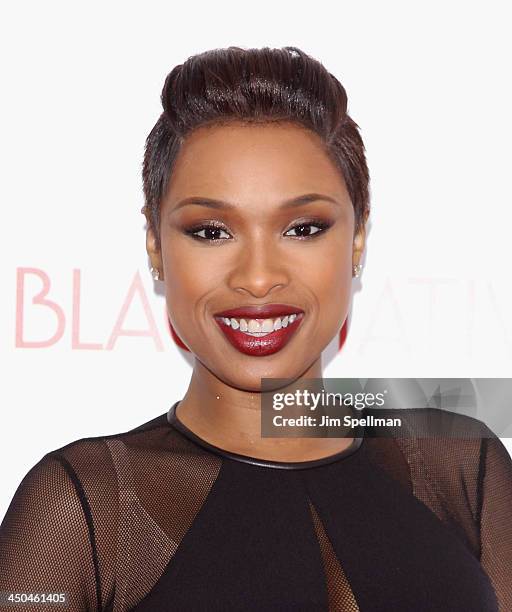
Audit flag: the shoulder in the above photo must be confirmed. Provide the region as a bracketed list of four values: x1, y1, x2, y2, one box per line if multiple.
[382, 408, 494, 471]
[384, 410, 512, 521]
[38, 410, 175, 485]
[1, 448, 104, 576]
[364, 407, 496, 463]
[35, 408, 217, 496]
[400, 409, 508, 476]
[2, 412, 173, 554]
[397, 407, 495, 437]
[4, 411, 173, 509]
[4, 452, 91, 527]
[49, 409, 173, 457]
[363, 409, 495, 513]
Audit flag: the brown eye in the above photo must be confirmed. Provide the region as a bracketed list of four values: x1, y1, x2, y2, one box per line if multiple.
[194, 227, 230, 240]
[284, 222, 330, 239]
[185, 223, 232, 241]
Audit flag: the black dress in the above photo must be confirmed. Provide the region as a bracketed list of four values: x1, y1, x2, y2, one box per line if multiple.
[1, 403, 511, 611]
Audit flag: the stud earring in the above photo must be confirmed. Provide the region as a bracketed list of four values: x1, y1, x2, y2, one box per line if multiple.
[151, 267, 160, 281]
[352, 264, 362, 278]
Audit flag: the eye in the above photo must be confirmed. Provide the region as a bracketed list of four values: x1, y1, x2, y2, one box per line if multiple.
[185, 223, 232, 242]
[284, 221, 331, 239]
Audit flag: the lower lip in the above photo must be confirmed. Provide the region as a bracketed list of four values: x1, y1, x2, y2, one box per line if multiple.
[214, 314, 305, 357]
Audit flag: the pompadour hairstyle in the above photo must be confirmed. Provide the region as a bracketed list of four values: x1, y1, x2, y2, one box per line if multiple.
[142, 46, 370, 250]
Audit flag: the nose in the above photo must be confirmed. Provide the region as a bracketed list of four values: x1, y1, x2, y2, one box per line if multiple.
[227, 234, 290, 299]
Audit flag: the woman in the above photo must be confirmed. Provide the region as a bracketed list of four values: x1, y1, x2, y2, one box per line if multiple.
[1, 46, 511, 612]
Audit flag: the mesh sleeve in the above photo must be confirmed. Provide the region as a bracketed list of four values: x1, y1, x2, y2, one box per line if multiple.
[479, 436, 512, 612]
[0, 452, 102, 611]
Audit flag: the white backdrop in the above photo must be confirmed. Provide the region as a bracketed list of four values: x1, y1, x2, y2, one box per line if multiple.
[1, 0, 511, 519]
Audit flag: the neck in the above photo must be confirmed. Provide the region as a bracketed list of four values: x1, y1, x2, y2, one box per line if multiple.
[175, 358, 355, 462]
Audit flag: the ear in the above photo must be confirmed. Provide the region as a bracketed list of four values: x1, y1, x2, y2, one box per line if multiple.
[146, 226, 164, 280]
[352, 210, 368, 268]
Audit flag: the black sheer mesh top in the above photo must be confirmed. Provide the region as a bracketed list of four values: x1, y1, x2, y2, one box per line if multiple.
[1, 403, 512, 611]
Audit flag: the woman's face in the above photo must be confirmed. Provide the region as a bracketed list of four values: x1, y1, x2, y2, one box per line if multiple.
[147, 121, 365, 391]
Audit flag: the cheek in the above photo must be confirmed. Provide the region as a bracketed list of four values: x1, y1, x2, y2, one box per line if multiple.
[303, 258, 350, 309]
[162, 243, 226, 340]
[300, 230, 351, 285]
[298, 239, 352, 324]
[164, 243, 220, 300]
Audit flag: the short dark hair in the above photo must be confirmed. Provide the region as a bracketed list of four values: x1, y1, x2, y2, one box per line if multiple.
[142, 46, 370, 250]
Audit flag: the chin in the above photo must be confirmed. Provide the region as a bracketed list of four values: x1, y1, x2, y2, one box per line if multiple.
[215, 361, 313, 393]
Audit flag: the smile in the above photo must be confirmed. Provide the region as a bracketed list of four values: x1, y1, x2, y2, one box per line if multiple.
[219, 314, 300, 336]
[213, 313, 305, 356]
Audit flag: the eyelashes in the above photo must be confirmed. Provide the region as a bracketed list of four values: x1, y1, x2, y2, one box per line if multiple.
[185, 221, 231, 242]
[184, 219, 333, 243]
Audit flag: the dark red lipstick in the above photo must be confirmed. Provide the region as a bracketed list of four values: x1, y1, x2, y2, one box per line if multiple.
[213, 304, 305, 357]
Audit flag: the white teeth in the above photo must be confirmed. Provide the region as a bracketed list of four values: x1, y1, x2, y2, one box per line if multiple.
[248, 319, 261, 333]
[261, 319, 274, 332]
[218, 313, 302, 336]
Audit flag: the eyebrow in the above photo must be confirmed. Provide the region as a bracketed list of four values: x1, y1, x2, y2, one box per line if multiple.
[171, 193, 340, 213]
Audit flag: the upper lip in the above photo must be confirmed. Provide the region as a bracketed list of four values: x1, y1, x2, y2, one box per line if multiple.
[214, 304, 304, 319]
